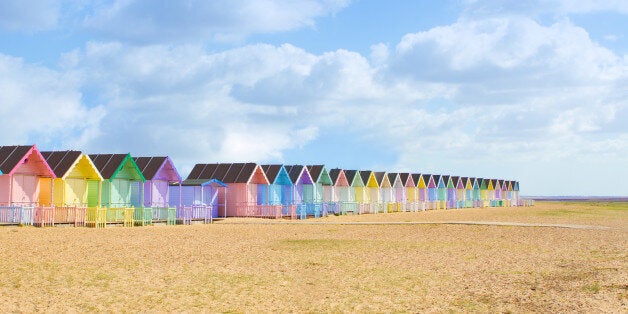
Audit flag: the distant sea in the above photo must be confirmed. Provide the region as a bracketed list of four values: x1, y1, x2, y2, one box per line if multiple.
[525, 196, 628, 202]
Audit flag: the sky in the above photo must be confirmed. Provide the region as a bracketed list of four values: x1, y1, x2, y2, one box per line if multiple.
[1, 0, 627, 196]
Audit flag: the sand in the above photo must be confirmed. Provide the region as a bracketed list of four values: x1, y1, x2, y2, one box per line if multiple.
[0, 201, 625, 312]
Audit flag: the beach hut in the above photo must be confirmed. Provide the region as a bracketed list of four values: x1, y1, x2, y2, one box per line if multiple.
[389, 173, 405, 212]
[329, 168, 357, 214]
[0, 145, 56, 226]
[425, 174, 438, 210]
[134, 156, 181, 224]
[493, 179, 502, 207]
[261, 165, 293, 218]
[506, 180, 514, 206]
[436, 175, 447, 210]
[172, 163, 229, 223]
[445, 175, 456, 209]
[454, 176, 465, 208]
[397, 173, 412, 211]
[307, 165, 335, 215]
[403, 173, 418, 211]
[186, 163, 270, 218]
[488, 179, 497, 207]
[345, 170, 366, 214]
[378, 172, 395, 213]
[285, 165, 315, 219]
[501, 179, 509, 206]
[479, 178, 489, 207]
[415, 174, 428, 211]
[463, 177, 474, 208]
[361, 171, 379, 213]
[473, 178, 482, 207]
[41, 150, 103, 226]
[88, 153, 145, 226]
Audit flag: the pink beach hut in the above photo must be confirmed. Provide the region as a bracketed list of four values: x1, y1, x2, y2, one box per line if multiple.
[329, 168, 357, 214]
[501, 179, 509, 206]
[403, 173, 418, 211]
[0, 145, 56, 226]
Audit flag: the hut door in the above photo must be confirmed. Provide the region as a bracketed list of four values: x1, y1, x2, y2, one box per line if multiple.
[111, 179, 130, 207]
[153, 180, 168, 207]
[12, 174, 38, 204]
[87, 180, 99, 207]
[67, 178, 86, 206]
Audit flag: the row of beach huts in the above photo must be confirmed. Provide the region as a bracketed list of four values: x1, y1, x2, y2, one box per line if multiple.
[0, 145, 533, 227]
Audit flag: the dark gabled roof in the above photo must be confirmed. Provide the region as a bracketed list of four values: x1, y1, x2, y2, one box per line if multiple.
[386, 172, 397, 185]
[421, 174, 431, 183]
[261, 165, 281, 183]
[212, 164, 232, 181]
[398, 173, 409, 185]
[189, 163, 260, 183]
[41, 150, 82, 178]
[287, 165, 305, 184]
[0, 145, 32, 174]
[329, 168, 342, 184]
[235, 163, 257, 183]
[133, 157, 167, 180]
[199, 164, 219, 180]
[412, 174, 422, 186]
[88, 154, 128, 179]
[462, 177, 469, 186]
[359, 170, 372, 185]
[443, 175, 451, 184]
[306, 165, 323, 182]
[344, 170, 358, 184]
[187, 164, 206, 180]
[452, 176, 460, 185]
[223, 163, 245, 183]
[433, 174, 441, 182]
[490, 179, 497, 187]
[374, 172, 386, 186]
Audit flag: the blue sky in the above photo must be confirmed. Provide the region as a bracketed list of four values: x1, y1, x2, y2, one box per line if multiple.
[1, 0, 627, 196]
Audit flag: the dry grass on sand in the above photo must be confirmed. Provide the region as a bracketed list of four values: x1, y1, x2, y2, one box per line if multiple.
[0, 202, 626, 312]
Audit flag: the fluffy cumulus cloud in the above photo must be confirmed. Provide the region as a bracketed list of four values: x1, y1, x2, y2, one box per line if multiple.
[384, 16, 627, 171]
[59, 43, 332, 173]
[83, 0, 351, 43]
[0, 54, 104, 148]
[0, 0, 61, 31]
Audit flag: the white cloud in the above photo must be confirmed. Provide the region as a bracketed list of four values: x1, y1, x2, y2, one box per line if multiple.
[83, 0, 351, 43]
[0, 53, 103, 148]
[0, 0, 61, 31]
[378, 16, 628, 178]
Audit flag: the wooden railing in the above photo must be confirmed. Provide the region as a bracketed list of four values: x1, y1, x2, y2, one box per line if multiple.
[86, 207, 106, 228]
[0, 206, 34, 225]
[152, 207, 176, 225]
[177, 205, 212, 224]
